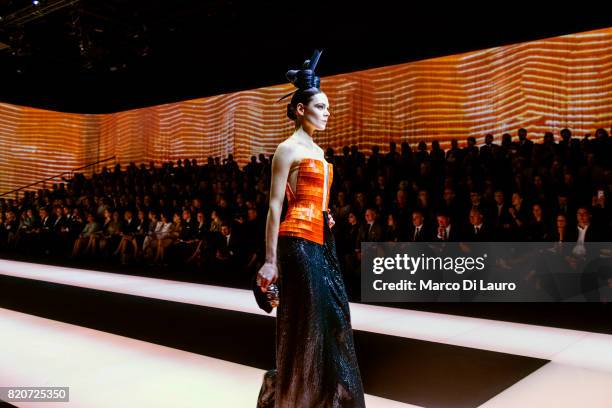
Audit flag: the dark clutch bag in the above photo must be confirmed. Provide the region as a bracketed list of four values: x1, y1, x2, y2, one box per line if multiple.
[252, 273, 279, 313]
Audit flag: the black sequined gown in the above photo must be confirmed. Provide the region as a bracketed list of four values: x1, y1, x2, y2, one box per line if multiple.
[257, 158, 366, 407]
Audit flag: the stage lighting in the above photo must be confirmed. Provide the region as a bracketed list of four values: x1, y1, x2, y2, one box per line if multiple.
[32, 0, 40, 5]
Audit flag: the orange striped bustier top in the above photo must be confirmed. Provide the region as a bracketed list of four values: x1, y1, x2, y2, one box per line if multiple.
[278, 158, 333, 245]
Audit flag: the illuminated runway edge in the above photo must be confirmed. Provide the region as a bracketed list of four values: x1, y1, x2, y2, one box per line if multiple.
[1, 259, 612, 367]
[2, 259, 612, 407]
[0, 308, 415, 408]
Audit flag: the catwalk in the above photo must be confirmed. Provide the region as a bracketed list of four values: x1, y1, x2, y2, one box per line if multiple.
[1, 259, 612, 407]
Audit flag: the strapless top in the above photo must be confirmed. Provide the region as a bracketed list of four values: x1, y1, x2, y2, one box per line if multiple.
[278, 158, 333, 245]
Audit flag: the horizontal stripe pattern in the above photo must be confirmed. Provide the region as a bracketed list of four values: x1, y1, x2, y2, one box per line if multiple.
[1, 28, 612, 193]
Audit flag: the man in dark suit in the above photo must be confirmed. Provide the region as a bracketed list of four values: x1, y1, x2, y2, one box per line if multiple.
[574, 206, 604, 243]
[36, 207, 55, 254]
[517, 128, 534, 160]
[357, 208, 385, 244]
[464, 208, 493, 241]
[434, 212, 460, 242]
[407, 210, 431, 242]
[214, 221, 245, 283]
[355, 208, 384, 262]
[171, 209, 198, 262]
[52, 206, 70, 255]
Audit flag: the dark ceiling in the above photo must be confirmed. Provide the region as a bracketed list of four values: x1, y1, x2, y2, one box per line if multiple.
[0, 0, 611, 113]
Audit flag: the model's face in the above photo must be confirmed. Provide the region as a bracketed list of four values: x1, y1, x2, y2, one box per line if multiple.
[298, 92, 330, 131]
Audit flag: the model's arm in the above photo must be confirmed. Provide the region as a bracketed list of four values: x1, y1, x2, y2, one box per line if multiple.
[257, 144, 292, 291]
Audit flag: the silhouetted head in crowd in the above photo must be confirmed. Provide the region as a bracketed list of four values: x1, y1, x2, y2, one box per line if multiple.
[518, 128, 528, 141]
[596, 128, 609, 140]
[560, 128, 571, 142]
[485, 134, 494, 145]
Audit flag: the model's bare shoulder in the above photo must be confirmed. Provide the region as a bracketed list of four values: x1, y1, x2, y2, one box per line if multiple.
[273, 142, 296, 168]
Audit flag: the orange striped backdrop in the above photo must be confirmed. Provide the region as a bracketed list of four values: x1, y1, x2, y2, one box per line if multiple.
[1, 27, 611, 194]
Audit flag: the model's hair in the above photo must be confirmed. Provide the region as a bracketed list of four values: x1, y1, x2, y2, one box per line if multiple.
[283, 50, 323, 122]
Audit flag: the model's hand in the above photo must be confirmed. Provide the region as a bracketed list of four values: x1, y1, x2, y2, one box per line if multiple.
[327, 209, 335, 229]
[256, 262, 278, 292]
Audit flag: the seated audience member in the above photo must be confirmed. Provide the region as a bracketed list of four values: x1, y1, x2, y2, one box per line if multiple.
[508, 192, 529, 239]
[154, 212, 182, 265]
[491, 190, 512, 239]
[1, 211, 19, 249]
[142, 210, 161, 257]
[407, 210, 430, 242]
[434, 212, 460, 242]
[129, 210, 149, 260]
[213, 220, 245, 278]
[549, 213, 576, 243]
[15, 208, 39, 250]
[526, 203, 550, 241]
[114, 209, 138, 261]
[98, 210, 122, 257]
[187, 211, 211, 264]
[464, 208, 493, 241]
[72, 213, 100, 257]
[384, 213, 402, 242]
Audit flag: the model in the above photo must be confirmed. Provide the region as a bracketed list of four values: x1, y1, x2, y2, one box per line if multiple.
[256, 50, 366, 407]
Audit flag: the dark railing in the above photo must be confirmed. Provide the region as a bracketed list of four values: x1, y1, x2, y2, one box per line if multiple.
[0, 155, 116, 198]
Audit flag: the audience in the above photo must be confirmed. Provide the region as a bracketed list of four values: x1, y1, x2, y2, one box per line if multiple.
[0, 127, 610, 289]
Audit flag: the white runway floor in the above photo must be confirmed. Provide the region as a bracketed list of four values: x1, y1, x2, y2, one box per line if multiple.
[2, 259, 612, 407]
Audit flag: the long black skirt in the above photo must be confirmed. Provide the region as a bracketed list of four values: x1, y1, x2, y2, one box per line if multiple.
[257, 212, 366, 407]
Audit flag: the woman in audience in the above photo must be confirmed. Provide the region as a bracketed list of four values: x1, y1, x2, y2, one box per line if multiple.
[98, 210, 122, 256]
[72, 213, 100, 257]
[152, 212, 180, 265]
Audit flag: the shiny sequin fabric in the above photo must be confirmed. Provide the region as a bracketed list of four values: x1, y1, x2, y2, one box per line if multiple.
[257, 158, 366, 408]
[278, 158, 333, 245]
